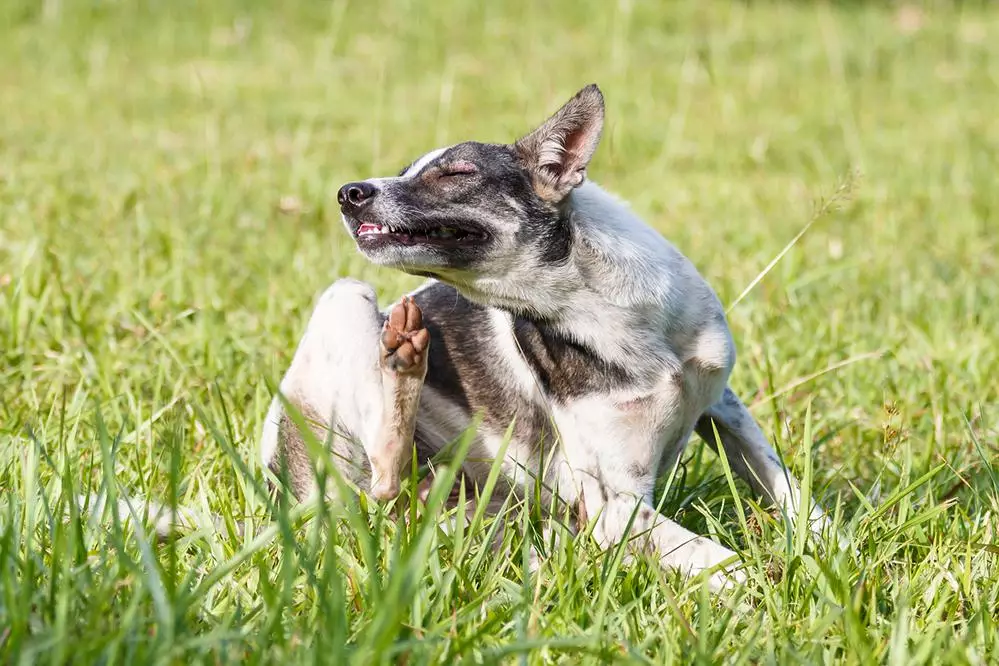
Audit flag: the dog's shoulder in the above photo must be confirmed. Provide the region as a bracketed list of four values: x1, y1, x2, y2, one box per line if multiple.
[569, 182, 711, 309]
[568, 182, 734, 374]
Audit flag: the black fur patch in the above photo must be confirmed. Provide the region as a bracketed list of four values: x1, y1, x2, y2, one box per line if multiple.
[627, 461, 650, 478]
[413, 281, 634, 435]
[413, 282, 552, 445]
[512, 318, 633, 401]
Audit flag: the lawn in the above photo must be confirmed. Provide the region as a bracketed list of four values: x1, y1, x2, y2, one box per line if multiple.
[1, 0, 997, 663]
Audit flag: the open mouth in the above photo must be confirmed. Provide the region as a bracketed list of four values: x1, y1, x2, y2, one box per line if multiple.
[355, 222, 487, 246]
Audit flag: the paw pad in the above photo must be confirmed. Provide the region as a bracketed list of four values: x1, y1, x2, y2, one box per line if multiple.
[381, 296, 429, 372]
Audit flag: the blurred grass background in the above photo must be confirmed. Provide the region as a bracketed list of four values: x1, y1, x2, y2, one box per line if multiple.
[0, 1, 997, 663]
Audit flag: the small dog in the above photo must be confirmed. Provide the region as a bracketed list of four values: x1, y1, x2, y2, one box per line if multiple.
[261, 84, 825, 589]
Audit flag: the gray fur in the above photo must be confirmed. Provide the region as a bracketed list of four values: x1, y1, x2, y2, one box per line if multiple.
[262, 84, 831, 591]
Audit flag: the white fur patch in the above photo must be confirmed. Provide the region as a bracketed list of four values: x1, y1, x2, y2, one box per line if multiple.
[401, 147, 450, 179]
[692, 322, 736, 372]
[260, 397, 282, 468]
[487, 309, 545, 402]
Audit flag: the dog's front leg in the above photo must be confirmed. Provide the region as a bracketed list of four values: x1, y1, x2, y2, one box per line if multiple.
[557, 400, 745, 591]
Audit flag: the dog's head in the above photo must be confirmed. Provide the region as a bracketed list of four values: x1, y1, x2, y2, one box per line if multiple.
[337, 84, 605, 291]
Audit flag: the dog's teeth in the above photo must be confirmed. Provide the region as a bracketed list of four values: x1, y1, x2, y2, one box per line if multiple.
[361, 223, 468, 240]
[359, 223, 386, 236]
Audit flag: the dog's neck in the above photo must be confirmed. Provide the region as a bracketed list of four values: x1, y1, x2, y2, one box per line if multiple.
[447, 181, 696, 370]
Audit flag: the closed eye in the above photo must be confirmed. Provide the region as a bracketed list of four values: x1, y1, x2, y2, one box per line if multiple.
[439, 161, 478, 178]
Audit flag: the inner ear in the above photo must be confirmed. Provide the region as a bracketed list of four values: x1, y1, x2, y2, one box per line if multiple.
[515, 84, 605, 203]
[540, 124, 591, 181]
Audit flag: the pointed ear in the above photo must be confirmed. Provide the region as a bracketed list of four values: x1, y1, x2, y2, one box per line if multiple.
[514, 84, 605, 203]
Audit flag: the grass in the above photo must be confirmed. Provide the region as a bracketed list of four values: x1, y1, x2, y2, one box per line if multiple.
[1, 0, 997, 663]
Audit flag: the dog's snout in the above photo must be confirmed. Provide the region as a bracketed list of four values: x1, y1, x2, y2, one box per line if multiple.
[337, 181, 378, 213]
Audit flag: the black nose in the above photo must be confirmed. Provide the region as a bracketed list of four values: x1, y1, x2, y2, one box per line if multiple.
[337, 181, 378, 213]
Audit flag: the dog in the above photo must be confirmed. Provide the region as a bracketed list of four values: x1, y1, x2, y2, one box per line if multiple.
[260, 84, 826, 590]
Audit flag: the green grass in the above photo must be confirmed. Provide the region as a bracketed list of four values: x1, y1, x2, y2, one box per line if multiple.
[1, 0, 997, 663]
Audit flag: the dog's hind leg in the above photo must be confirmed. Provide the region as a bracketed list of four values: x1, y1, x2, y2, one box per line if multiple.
[558, 399, 745, 591]
[372, 296, 429, 499]
[694, 387, 827, 531]
[261, 279, 428, 501]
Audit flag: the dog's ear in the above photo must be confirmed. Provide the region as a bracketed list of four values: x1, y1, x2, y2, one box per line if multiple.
[515, 84, 605, 203]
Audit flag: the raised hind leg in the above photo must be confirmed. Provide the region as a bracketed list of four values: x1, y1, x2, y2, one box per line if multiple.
[260, 279, 428, 501]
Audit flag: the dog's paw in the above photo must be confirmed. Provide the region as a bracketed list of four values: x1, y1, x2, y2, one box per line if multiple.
[381, 296, 430, 374]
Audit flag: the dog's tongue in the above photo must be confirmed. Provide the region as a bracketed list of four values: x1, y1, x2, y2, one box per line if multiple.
[358, 223, 382, 235]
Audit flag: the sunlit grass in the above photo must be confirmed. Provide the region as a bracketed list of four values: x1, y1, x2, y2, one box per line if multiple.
[1, 0, 997, 663]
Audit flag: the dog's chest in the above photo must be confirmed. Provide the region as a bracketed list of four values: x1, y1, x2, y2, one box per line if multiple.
[410, 282, 637, 459]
